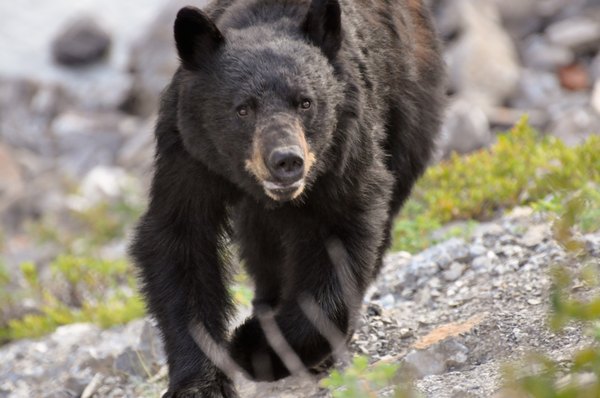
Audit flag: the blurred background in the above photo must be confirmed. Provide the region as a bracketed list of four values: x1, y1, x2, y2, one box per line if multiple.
[0, 0, 599, 397]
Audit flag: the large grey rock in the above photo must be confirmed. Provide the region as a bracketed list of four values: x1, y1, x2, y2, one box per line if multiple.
[437, 98, 491, 159]
[546, 16, 600, 53]
[51, 17, 111, 66]
[443, 0, 520, 110]
[521, 35, 574, 71]
[514, 69, 564, 110]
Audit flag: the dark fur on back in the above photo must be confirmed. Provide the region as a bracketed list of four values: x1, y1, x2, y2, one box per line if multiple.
[130, 0, 444, 396]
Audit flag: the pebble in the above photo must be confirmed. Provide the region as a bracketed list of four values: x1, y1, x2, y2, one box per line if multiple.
[443, 262, 466, 282]
[520, 225, 548, 248]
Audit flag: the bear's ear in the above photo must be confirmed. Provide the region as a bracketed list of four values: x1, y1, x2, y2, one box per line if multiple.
[302, 0, 343, 61]
[174, 6, 224, 70]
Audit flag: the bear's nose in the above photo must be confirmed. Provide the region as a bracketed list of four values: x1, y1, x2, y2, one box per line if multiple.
[268, 146, 304, 183]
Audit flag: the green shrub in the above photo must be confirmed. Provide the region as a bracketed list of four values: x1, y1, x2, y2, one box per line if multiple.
[1, 255, 144, 340]
[393, 118, 600, 252]
[321, 355, 417, 398]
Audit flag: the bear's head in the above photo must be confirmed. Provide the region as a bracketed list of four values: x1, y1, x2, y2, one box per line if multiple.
[173, 1, 345, 203]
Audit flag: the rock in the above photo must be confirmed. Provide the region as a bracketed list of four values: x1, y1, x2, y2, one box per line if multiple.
[404, 348, 447, 378]
[546, 16, 600, 53]
[52, 17, 111, 66]
[592, 80, 600, 115]
[520, 35, 574, 71]
[444, 0, 520, 110]
[520, 225, 548, 248]
[558, 63, 591, 91]
[0, 0, 173, 111]
[493, 0, 542, 38]
[116, 118, 155, 177]
[51, 111, 129, 178]
[437, 98, 492, 159]
[0, 79, 65, 156]
[0, 143, 24, 217]
[591, 53, 600, 81]
[513, 69, 563, 110]
[50, 323, 101, 348]
[404, 339, 470, 378]
[443, 262, 466, 282]
[549, 106, 600, 146]
[66, 166, 138, 212]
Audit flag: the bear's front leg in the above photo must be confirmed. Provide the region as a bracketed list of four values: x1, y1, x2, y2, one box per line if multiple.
[130, 155, 239, 398]
[229, 225, 378, 381]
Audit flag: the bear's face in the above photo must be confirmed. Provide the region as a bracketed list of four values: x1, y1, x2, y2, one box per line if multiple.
[173, 4, 344, 203]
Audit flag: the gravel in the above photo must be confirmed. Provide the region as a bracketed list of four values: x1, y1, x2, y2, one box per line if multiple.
[1, 209, 598, 397]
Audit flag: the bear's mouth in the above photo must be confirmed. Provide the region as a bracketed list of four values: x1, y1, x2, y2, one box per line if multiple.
[263, 179, 305, 201]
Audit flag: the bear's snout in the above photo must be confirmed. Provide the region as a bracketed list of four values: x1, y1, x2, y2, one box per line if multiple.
[267, 145, 304, 184]
[245, 115, 317, 202]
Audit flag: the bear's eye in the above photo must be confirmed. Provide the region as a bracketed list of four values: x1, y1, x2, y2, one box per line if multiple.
[300, 99, 312, 110]
[237, 105, 249, 117]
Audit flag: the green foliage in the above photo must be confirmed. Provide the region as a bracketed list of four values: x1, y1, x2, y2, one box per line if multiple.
[321, 356, 417, 398]
[1, 255, 145, 341]
[393, 118, 600, 252]
[73, 199, 142, 247]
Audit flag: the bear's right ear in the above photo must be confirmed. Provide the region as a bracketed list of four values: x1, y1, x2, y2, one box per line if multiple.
[174, 6, 224, 70]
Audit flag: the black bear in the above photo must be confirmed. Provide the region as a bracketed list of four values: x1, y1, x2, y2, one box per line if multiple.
[130, 0, 444, 396]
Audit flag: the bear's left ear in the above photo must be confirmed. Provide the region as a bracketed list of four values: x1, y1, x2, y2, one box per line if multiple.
[174, 6, 224, 70]
[302, 0, 343, 61]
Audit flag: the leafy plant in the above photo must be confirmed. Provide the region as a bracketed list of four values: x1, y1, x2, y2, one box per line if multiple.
[1, 255, 144, 341]
[321, 355, 417, 398]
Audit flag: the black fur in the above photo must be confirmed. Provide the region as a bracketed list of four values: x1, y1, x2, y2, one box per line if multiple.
[130, 0, 444, 396]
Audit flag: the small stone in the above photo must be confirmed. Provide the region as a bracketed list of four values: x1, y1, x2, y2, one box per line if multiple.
[376, 294, 396, 309]
[400, 328, 414, 339]
[437, 98, 491, 159]
[443, 262, 466, 282]
[527, 298, 542, 306]
[559, 63, 591, 91]
[515, 69, 563, 109]
[472, 254, 495, 271]
[521, 225, 547, 248]
[52, 18, 111, 66]
[403, 349, 446, 378]
[469, 244, 487, 258]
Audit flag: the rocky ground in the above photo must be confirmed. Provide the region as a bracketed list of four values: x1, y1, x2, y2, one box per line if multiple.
[2, 208, 599, 398]
[1, 0, 600, 397]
